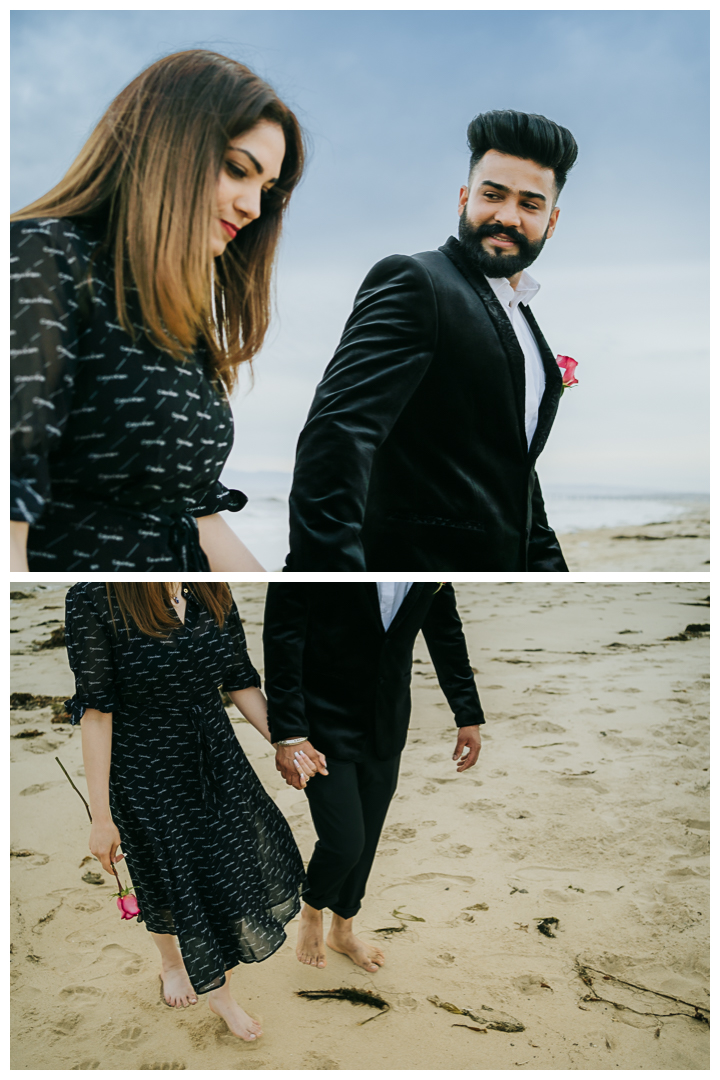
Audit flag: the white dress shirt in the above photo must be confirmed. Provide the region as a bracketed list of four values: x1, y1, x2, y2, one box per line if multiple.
[485, 270, 546, 448]
[377, 582, 413, 630]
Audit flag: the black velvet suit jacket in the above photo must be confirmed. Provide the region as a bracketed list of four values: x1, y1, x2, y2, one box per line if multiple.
[263, 583, 484, 762]
[286, 236, 568, 571]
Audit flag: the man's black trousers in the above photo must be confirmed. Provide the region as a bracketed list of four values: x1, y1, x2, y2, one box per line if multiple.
[302, 752, 401, 919]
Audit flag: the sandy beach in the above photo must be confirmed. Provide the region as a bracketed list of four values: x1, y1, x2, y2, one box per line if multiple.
[10, 582, 709, 1070]
[558, 506, 710, 572]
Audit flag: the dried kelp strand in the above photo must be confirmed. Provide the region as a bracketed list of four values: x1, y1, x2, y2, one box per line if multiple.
[428, 996, 524, 1032]
[297, 987, 390, 1024]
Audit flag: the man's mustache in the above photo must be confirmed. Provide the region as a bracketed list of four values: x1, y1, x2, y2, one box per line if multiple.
[471, 222, 527, 246]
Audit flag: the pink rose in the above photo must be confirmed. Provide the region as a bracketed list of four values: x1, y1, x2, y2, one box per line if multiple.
[557, 354, 578, 388]
[117, 893, 140, 920]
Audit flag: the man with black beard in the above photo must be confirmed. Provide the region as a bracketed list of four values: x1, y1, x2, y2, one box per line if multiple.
[285, 109, 578, 571]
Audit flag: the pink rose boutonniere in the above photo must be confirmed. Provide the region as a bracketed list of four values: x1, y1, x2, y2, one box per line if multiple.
[557, 354, 578, 392]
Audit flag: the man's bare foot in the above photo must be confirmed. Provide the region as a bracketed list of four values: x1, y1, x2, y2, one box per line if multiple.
[160, 963, 197, 1008]
[326, 926, 385, 973]
[208, 981, 262, 1041]
[296, 905, 326, 968]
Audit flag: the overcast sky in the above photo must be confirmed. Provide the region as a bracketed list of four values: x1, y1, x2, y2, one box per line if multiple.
[11, 9, 709, 492]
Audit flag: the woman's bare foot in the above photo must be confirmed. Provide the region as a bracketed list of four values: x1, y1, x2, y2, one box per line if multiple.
[326, 920, 385, 973]
[296, 904, 326, 968]
[208, 978, 262, 1041]
[160, 963, 198, 1008]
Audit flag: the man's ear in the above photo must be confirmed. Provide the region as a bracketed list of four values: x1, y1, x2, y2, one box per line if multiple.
[545, 206, 560, 239]
[458, 185, 469, 217]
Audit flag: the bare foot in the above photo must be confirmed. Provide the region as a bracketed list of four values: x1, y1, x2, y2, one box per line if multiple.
[160, 964, 198, 1008]
[208, 984, 262, 1041]
[296, 906, 326, 968]
[326, 927, 385, 973]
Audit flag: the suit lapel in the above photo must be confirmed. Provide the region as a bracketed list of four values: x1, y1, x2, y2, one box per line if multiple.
[520, 302, 563, 461]
[440, 238, 526, 433]
[384, 583, 428, 635]
[363, 583, 386, 633]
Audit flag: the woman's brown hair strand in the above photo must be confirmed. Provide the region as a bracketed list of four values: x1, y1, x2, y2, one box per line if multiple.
[106, 582, 233, 638]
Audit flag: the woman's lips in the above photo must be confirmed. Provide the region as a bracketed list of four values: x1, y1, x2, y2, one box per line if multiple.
[221, 219, 239, 240]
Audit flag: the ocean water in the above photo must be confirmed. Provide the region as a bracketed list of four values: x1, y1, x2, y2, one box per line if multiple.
[220, 470, 708, 572]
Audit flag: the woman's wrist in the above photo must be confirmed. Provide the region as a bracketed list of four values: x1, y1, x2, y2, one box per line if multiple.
[275, 736, 309, 747]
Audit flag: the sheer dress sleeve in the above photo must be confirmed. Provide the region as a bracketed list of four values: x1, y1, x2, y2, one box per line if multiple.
[64, 584, 119, 724]
[222, 601, 262, 692]
[10, 219, 91, 523]
[188, 480, 248, 519]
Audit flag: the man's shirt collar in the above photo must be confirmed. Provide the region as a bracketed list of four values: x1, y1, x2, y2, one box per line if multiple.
[485, 269, 540, 310]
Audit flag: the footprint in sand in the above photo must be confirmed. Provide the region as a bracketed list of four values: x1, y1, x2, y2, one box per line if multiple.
[428, 952, 456, 967]
[140, 1063, 186, 1070]
[49, 1014, 81, 1036]
[72, 1062, 101, 1070]
[20, 782, 63, 796]
[102, 943, 143, 976]
[114, 1024, 147, 1051]
[383, 872, 475, 892]
[437, 843, 473, 859]
[74, 900, 102, 914]
[383, 824, 417, 842]
[303, 1052, 339, 1070]
[60, 986, 104, 1000]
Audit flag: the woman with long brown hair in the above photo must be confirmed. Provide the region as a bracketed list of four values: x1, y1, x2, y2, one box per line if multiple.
[64, 581, 322, 1039]
[11, 50, 305, 571]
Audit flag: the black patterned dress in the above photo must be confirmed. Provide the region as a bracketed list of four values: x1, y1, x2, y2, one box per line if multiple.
[64, 583, 305, 995]
[11, 217, 247, 570]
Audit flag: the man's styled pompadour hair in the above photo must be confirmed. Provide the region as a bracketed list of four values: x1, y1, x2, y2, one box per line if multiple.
[467, 109, 578, 196]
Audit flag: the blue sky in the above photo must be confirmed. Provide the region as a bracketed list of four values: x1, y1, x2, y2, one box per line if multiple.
[11, 9, 710, 491]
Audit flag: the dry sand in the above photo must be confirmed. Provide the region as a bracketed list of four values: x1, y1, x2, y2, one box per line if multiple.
[10, 582, 709, 1070]
[558, 506, 710, 571]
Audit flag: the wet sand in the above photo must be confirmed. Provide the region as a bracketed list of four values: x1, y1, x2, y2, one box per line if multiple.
[10, 582, 709, 1069]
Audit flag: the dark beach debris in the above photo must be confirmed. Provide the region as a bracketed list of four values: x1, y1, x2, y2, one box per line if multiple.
[464, 903, 489, 911]
[510, 887, 528, 895]
[10, 693, 68, 712]
[297, 987, 390, 1025]
[81, 871, 105, 886]
[428, 996, 524, 1032]
[11, 849, 36, 858]
[664, 623, 710, 641]
[33, 625, 66, 650]
[452, 1024, 488, 1033]
[373, 925, 407, 936]
[536, 917, 560, 938]
[574, 962, 709, 1024]
[12, 729, 45, 739]
[567, 885, 585, 893]
[10, 591, 34, 600]
[610, 533, 704, 541]
[392, 907, 425, 922]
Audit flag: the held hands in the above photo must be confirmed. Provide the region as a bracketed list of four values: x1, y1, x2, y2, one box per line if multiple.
[452, 725, 482, 772]
[89, 818, 125, 875]
[275, 741, 329, 790]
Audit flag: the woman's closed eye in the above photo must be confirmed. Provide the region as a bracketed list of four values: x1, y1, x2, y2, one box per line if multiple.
[226, 161, 247, 180]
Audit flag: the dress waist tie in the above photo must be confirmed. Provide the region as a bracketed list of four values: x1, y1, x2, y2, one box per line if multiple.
[117, 699, 225, 812]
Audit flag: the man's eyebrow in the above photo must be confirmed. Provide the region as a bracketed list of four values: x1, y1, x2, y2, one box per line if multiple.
[480, 179, 546, 203]
[228, 145, 278, 183]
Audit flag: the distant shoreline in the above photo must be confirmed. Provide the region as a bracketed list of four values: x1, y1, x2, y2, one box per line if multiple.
[558, 503, 709, 571]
